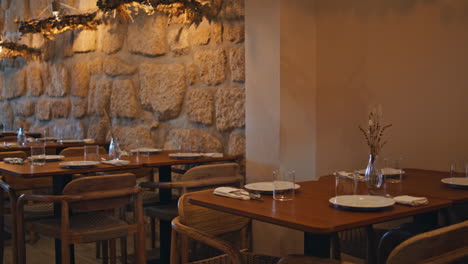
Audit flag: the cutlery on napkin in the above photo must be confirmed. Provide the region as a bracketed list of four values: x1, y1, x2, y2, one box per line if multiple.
[336, 171, 365, 181]
[202, 153, 223, 158]
[214, 187, 262, 201]
[394, 195, 428, 206]
[101, 159, 130, 166]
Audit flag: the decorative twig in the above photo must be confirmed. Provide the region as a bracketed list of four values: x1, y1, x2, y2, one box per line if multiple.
[16, 12, 101, 39]
[0, 41, 42, 59]
[359, 107, 392, 156]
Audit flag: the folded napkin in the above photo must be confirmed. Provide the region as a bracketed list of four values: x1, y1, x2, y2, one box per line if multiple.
[202, 153, 223, 158]
[394, 195, 428, 206]
[214, 187, 250, 200]
[4, 158, 25, 165]
[83, 138, 95, 144]
[336, 171, 365, 181]
[101, 159, 130, 166]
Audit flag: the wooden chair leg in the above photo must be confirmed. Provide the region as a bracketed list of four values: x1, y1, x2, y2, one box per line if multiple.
[120, 237, 127, 264]
[170, 229, 178, 264]
[61, 241, 71, 264]
[102, 240, 109, 264]
[331, 233, 341, 260]
[96, 241, 101, 259]
[366, 225, 376, 264]
[109, 239, 116, 264]
[151, 217, 156, 248]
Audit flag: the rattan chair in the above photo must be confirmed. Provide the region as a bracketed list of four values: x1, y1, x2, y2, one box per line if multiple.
[0, 151, 53, 264]
[59, 146, 108, 157]
[16, 173, 146, 264]
[171, 192, 280, 264]
[139, 163, 244, 249]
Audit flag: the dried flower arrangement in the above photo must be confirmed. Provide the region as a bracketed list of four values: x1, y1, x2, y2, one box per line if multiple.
[16, 12, 101, 40]
[0, 41, 42, 59]
[359, 106, 392, 156]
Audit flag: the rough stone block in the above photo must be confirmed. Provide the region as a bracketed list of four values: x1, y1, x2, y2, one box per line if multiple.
[228, 133, 245, 156]
[30, 0, 49, 17]
[0, 73, 4, 101]
[35, 99, 51, 121]
[164, 129, 222, 153]
[112, 126, 154, 149]
[88, 56, 103, 75]
[73, 30, 97, 53]
[46, 64, 69, 97]
[88, 79, 112, 116]
[103, 57, 136, 77]
[50, 99, 70, 118]
[221, 0, 244, 19]
[97, 22, 126, 54]
[168, 25, 189, 56]
[72, 99, 87, 118]
[3, 69, 26, 99]
[189, 19, 210, 45]
[0, 103, 13, 128]
[71, 61, 89, 97]
[211, 22, 223, 44]
[111, 79, 138, 118]
[215, 88, 245, 131]
[139, 63, 186, 120]
[224, 23, 244, 43]
[187, 89, 213, 125]
[127, 14, 168, 56]
[51, 121, 85, 139]
[230, 47, 245, 82]
[11, 101, 34, 117]
[78, 0, 95, 10]
[193, 49, 226, 85]
[4, 0, 28, 33]
[27, 64, 43, 97]
[87, 119, 109, 141]
[187, 64, 197, 85]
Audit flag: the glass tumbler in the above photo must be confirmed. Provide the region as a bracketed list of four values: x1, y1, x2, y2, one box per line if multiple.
[273, 169, 296, 201]
[31, 145, 46, 165]
[84, 145, 100, 161]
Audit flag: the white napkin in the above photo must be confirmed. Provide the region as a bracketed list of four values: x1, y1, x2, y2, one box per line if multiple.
[3, 158, 25, 165]
[213, 187, 250, 200]
[394, 195, 428, 206]
[83, 138, 95, 144]
[101, 159, 130, 166]
[202, 153, 223, 158]
[336, 171, 365, 181]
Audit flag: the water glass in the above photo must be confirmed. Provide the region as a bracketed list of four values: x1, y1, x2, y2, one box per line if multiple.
[334, 171, 357, 196]
[17, 128, 27, 146]
[84, 145, 100, 161]
[384, 157, 404, 183]
[273, 169, 295, 201]
[31, 146, 46, 165]
[450, 159, 468, 178]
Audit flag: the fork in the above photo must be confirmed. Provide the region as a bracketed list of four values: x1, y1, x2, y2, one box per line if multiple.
[231, 190, 263, 201]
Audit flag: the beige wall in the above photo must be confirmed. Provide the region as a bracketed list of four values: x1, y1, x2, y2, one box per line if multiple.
[246, 0, 468, 256]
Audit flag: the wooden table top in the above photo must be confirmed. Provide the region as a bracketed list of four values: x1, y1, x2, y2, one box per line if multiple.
[0, 151, 238, 178]
[0, 141, 109, 151]
[188, 180, 452, 234]
[0, 132, 42, 138]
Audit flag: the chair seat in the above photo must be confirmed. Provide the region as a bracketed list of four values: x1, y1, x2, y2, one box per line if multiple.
[27, 213, 131, 243]
[191, 250, 280, 264]
[144, 201, 179, 222]
[142, 190, 160, 205]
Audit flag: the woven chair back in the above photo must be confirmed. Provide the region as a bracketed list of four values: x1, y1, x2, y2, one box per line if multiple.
[181, 163, 241, 182]
[387, 220, 468, 264]
[60, 146, 107, 157]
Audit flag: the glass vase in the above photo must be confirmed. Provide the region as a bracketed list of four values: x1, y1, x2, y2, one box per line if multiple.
[365, 154, 383, 190]
[108, 137, 121, 160]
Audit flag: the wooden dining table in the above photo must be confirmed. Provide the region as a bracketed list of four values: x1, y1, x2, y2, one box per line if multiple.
[0, 150, 238, 264]
[0, 140, 110, 155]
[187, 169, 467, 260]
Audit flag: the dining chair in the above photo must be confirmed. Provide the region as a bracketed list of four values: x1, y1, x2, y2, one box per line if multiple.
[277, 220, 468, 264]
[59, 146, 108, 157]
[0, 151, 53, 264]
[16, 173, 146, 264]
[139, 163, 244, 250]
[0, 136, 20, 142]
[171, 192, 280, 264]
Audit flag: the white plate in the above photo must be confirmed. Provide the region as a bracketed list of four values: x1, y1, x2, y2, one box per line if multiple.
[169, 153, 202, 159]
[36, 137, 58, 142]
[244, 182, 301, 193]
[130, 148, 162, 154]
[329, 195, 395, 211]
[356, 168, 405, 176]
[31, 155, 65, 162]
[59, 139, 85, 144]
[441, 177, 468, 189]
[59, 161, 100, 169]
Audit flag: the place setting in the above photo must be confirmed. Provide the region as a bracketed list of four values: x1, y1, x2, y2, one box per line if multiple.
[440, 159, 468, 189]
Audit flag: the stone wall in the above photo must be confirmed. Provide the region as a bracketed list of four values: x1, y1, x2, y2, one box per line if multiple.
[0, 0, 245, 161]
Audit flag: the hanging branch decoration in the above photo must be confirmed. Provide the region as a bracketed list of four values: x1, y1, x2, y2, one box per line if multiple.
[96, 0, 220, 24]
[16, 12, 101, 40]
[0, 41, 42, 59]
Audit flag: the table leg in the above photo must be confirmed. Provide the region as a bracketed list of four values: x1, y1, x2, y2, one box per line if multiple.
[158, 166, 172, 264]
[53, 175, 74, 264]
[304, 232, 331, 258]
[414, 211, 439, 227]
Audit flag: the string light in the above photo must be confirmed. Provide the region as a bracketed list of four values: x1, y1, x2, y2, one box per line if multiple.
[51, 0, 61, 21]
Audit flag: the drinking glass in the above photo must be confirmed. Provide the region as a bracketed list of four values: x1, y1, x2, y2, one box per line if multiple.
[31, 145, 46, 165]
[272, 169, 295, 201]
[334, 171, 357, 196]
[17, 128, 27, 146]
[135, 138, 148, 163]
[109, 137, 121, 160]
[84, 145, 100, 162]
[450, 159, 468, 178]
[383, 157, 404, 183]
